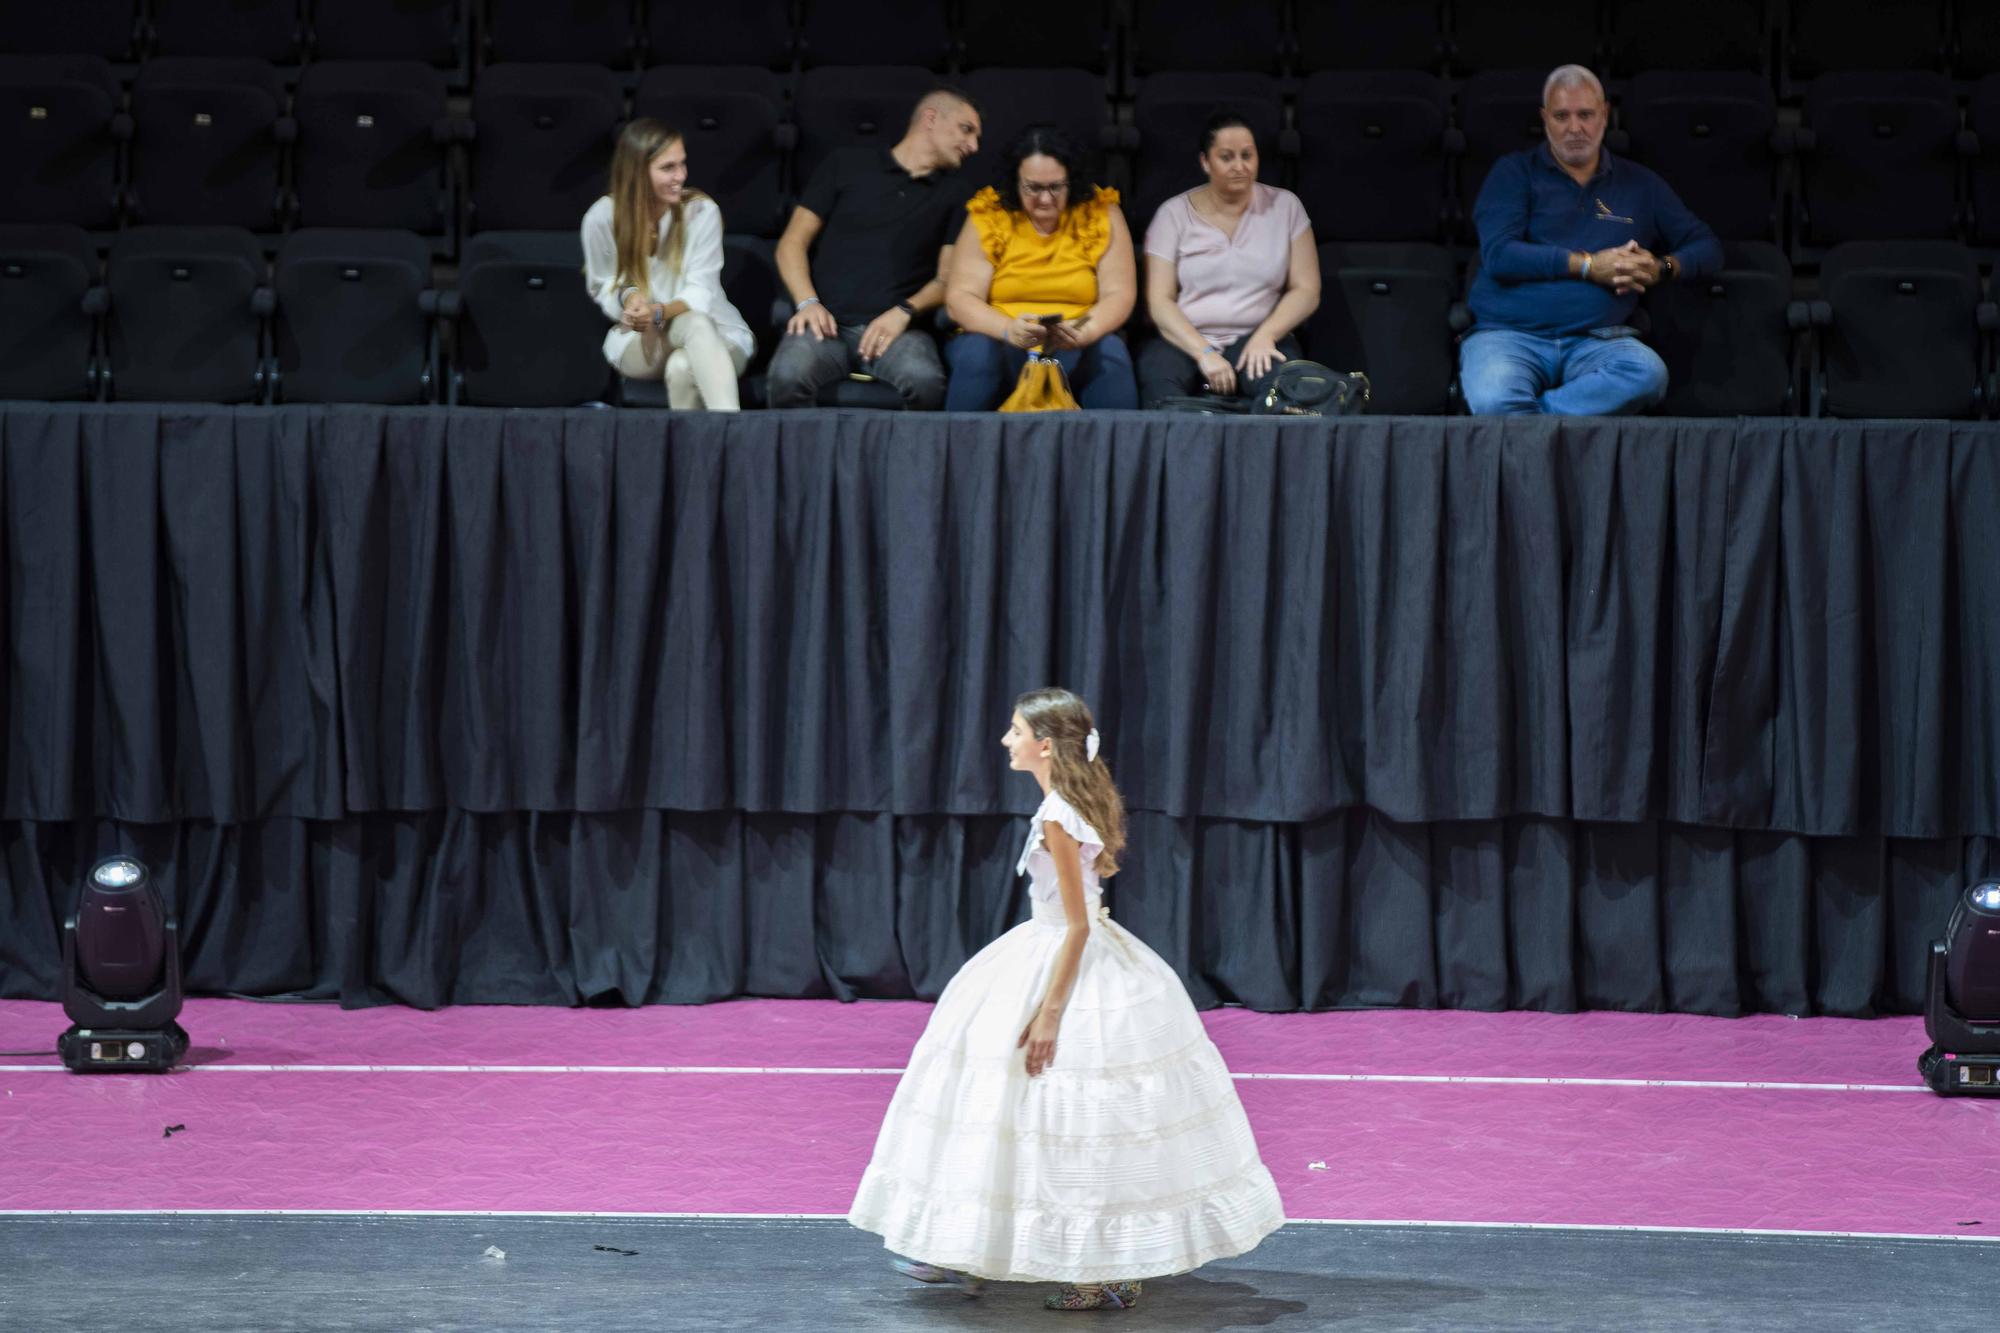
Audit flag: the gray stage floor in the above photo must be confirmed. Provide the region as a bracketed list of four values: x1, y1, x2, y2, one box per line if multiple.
[0, 1215, 1990, 1332]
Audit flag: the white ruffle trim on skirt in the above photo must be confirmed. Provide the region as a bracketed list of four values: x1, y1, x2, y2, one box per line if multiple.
[846, 908, 1286, 1283]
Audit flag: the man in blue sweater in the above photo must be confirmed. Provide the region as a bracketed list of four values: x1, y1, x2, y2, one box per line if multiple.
[1461, 64, 1722, 415]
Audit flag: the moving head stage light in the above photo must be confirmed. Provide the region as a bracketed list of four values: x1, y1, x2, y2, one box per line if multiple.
[56, 856, 188, 1074]
[1919, 879, 2000, 1096]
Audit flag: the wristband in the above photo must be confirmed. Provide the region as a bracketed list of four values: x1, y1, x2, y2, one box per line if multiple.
[895, 300, 916, 318]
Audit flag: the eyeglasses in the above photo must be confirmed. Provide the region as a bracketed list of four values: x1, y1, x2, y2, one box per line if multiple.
[1019, 180, 1070, 199]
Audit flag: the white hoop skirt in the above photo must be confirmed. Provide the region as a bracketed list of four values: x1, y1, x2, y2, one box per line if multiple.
[847, 901, 1286, 1283]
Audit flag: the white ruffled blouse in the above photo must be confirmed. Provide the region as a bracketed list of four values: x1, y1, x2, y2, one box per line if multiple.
[1017, 788, 1105, 905]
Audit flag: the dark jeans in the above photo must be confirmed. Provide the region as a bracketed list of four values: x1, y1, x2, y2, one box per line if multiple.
[942, 332, 1139, 410]
[764, 323, 948, 410]
[1137, 333, 1302, 409]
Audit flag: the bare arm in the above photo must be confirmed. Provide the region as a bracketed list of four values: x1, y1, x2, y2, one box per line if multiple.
[1059, 204, 1136, 347]
[1145, 252, 1236, 392]
[775, 205, 838, 339]
[1248, 229, 1322, 347]
[1018, 818, 1091, 1078]
[856, 244, 957, 361]
[945, 217, 1044, 349]
[944, 216, 1011, 338]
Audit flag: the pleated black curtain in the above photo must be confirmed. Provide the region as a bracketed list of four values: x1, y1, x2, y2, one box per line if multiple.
[2, 405, 1996, 1013]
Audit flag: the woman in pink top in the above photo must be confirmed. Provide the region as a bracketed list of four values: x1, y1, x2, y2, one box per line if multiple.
[1139, 112, 1320, 408]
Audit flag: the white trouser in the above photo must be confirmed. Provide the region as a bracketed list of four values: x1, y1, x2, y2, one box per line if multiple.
[614, 310, 747, 410]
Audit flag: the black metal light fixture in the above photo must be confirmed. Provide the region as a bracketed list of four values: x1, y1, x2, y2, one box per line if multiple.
[1919, 879, 2000, 1096]
[55, 856, 188, 1074]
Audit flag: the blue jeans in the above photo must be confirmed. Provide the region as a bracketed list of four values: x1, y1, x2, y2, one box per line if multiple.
[1459, 326, 1668, 416]
[943, 332, 1139, 410]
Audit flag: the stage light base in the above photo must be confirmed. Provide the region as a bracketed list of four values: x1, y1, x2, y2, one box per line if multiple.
[1918, 1046, 2000, 1097]
[57, 1023, 188, 1074]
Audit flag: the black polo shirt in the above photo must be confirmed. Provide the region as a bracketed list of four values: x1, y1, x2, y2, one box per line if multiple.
[799, 146, 976, 324]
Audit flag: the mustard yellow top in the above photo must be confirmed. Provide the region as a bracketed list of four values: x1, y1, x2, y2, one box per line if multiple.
[967, 185, 1120, 320]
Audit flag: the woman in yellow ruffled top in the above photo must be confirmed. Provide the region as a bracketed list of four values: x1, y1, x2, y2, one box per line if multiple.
[943, 126, 1138, 409]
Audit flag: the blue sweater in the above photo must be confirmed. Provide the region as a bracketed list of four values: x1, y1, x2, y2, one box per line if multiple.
[1468, 143, 1723, 337]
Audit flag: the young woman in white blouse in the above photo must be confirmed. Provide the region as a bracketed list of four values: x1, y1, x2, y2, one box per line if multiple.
[581, 119, 755, 410]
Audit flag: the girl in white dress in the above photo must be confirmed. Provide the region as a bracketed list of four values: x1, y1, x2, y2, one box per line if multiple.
[848, 687, 1284, 1311]
[579, 118, 755, 410]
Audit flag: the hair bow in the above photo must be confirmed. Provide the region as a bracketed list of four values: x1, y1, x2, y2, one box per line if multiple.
[1085, 728, 1101, 762]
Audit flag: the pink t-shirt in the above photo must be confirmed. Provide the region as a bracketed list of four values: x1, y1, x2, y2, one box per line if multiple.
[1143, 183, 1312, 347]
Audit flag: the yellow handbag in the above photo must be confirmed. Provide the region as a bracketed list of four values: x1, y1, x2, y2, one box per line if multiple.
[998, 351, 1080, 411]
[998, 315, 1081, 412]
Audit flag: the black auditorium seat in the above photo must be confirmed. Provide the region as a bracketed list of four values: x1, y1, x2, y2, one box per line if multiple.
[1605, 0, 1765, 74]
[800, 0, 951, 69]
[1455, 70, 1546, 228]
[1788, 0, 1946, 81]
[1294, 70, 1452, 242]
[634, 66, 791, 239]
[0, 0, 141, 60]
[104, 225, 270, 403]
[313, 0, 463, 68]
[1813, 241, 1993, 420]
[1130, 72, 1284, 233]
[128, 57, 290, 229]
[294, 61, 456, 234]
[470, 64, 625, 232]
[1617, 71, 1780, 243]
[644, 0, 795, 69]
[1128, 0, 1285, 74]
[0, 223, 103, 401]
[0, 55, 126, 228]
[149, 0, 302, 62]
[960, 0, 1108, 70]
[1295, 1, 1441, 72]
[794, 67, 941, 189]
[273, 228, 437, 404]
[1798, 71, 1959, 246]
[960, 68, 1117, 170]
[483, 0, 634, 66]
[1641, 241, 1798, 417]
[1449, 0, 1595, 74]
[444, 230, 612, 407]
[1301, 242, 1458, 415]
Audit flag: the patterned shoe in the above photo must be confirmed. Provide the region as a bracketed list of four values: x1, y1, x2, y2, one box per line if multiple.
[1044, 1280, 1143, 1311]
[891, 1257, 985, 1295]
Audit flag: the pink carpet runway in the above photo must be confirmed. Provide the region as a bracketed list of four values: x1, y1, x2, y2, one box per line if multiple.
[2, 1000, 1995, 1239]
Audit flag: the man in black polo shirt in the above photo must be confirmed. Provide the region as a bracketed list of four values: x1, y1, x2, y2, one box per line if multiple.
[766, 87, 981, 409]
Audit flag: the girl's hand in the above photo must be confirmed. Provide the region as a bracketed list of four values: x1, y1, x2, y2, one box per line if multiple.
[1018, 1010, 1062, 1078]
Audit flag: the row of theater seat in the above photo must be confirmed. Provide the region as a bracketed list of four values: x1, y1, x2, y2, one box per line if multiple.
[11, 0, 2000, 83]
[17, 56, 2000, 256]
[4, 224, 1992, 419]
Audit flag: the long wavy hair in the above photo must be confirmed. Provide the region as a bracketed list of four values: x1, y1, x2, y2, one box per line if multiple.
[607, 118, 706, 299]
[1017, 686, 1127, 877]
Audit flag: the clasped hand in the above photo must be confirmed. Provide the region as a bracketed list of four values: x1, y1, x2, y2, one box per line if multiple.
[620, 291, 659, 332]
[1587, 240, 1663, 295]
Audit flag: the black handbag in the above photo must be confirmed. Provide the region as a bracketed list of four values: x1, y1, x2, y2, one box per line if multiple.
[1156, 360, 1370, 417]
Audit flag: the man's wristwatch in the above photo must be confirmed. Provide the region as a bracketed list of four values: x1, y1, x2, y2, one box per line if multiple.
[1659, 256, 1677, 282]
